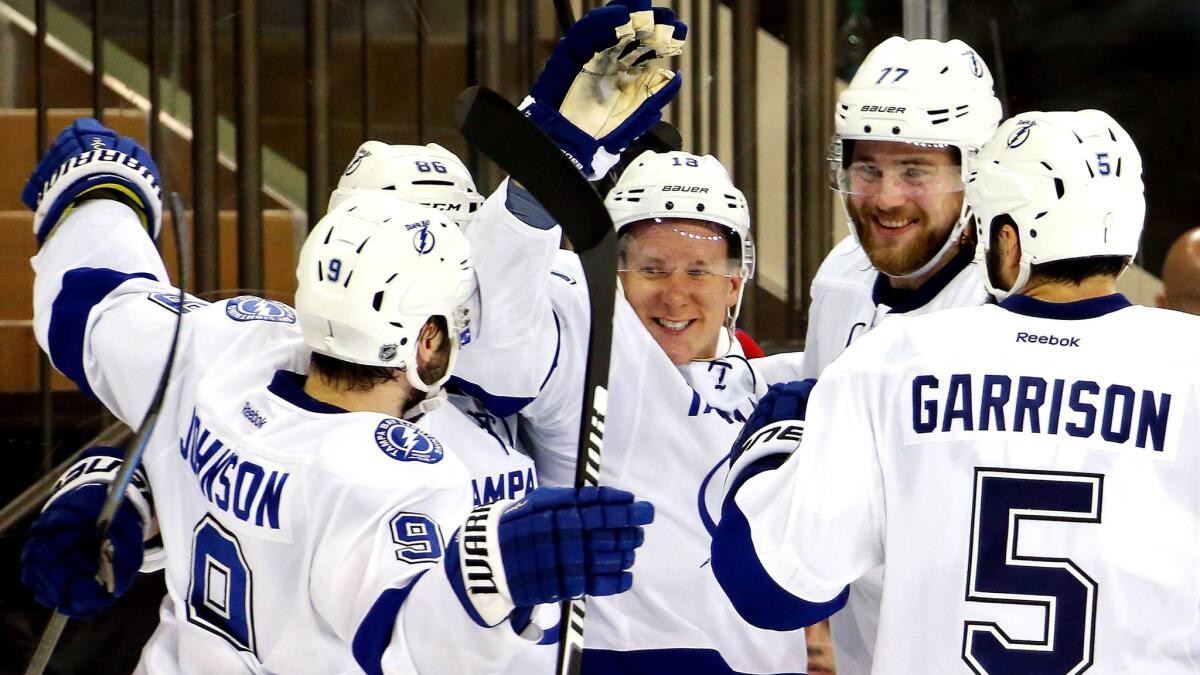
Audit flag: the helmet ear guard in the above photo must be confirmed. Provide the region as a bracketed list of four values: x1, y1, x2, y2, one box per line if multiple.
[966, 109, 1145, 301]
[329, 141, 484, 231]
[296, 192, 478, 393]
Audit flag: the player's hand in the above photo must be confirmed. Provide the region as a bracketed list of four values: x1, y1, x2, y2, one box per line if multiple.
[22, 117, 162, 243]
[448, 486, 653, 627]
[21, 483, 146, 619]
[726, 379, 817, 495]
[521, 0, 687, 180]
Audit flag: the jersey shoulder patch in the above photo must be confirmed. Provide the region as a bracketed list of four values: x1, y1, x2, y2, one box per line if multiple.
[147, 291, 209, 314]
[225, 296, 297, 324]
[374, 418, 445, 464]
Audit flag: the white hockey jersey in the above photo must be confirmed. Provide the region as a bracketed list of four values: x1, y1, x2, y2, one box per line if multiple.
[800, 235, 989, 674]
[800, 235, 987, 379]
[458, 195, 812, 674]
[725, 294, 1200, 674]
[32, 200, 539, 674]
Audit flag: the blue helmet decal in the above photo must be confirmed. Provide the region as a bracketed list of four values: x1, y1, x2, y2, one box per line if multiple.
[413, 226, 436, 255]
[374, 418, 444, 464]
[225, 297, 297, 323]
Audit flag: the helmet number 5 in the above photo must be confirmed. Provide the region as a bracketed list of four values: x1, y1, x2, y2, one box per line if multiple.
[1096, 153, 1112, 176]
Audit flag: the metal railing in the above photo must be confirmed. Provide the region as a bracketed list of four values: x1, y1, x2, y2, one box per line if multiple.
[1, 0, 846, 526]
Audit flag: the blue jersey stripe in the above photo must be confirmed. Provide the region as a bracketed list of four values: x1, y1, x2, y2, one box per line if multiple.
[583, 646, 805, 675]
[351, 572, 426, 675]
[711, 495, 848, 631]
[48, 267, 157, 400]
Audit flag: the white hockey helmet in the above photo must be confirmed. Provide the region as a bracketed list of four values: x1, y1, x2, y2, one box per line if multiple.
[830, 36, 1003, 280]
[328, 141, 484, 230]
[296, 192, 477, 393]
[967, 109, 1145, 301]
[606, 150, 754, 280]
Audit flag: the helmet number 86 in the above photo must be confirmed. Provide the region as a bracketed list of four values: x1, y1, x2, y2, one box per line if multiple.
[415, 161, 448, 173]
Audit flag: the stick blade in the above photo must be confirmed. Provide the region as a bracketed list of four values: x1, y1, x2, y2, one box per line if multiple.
[454, 86, 611, 252]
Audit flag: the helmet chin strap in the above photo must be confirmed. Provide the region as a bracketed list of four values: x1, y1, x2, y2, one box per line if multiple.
[403, 334, 460, 396]
[980, 246, 1033, 302]
[838, 177, 972, 284]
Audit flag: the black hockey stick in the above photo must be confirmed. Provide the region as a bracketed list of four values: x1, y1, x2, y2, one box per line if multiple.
[552, 0, 575, 35]
[455, 85, 616, 675]
[26, 192, 191, 675]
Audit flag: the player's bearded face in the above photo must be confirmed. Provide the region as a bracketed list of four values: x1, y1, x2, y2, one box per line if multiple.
[844, 140, 964, 277]
[618, 220, 741, 365]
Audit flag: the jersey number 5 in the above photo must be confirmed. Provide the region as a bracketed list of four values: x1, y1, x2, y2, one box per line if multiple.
[187, 515, 258, 654]
[962, 468, 1103, 675]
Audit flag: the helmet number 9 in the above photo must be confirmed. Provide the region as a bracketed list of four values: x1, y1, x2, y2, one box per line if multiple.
[671, 157, 700, 168]
[875, 66, 910, 85]
[1096, 152, 1112, 176]
[415, 161, 448, 174]
[327, 258, 342, 283]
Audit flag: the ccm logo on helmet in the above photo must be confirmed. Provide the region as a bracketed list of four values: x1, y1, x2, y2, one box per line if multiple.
[662, 186, 709, 193]
[860, 105, 906, 114]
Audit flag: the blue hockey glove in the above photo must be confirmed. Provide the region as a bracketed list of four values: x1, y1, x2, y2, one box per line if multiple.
[726, 379, 818, 497]
[21, 485, 146, 619]
[20, 446, 152, 619]
[447, 485, 653, 627]
[521, 0, 687, 180]
[22, 117, 162, 243]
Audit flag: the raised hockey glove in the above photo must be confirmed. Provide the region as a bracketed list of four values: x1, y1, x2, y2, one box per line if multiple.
[22, 117, 162, 243]
[447, 485, 653, 628]
[726, 379, 817, 497]
[521, 0, 687, 180]
[21, 447, 153, 619]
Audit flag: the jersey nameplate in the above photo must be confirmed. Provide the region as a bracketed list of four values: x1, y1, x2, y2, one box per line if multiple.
[374, 418, 444, 464]
[225, 297, 297, 324]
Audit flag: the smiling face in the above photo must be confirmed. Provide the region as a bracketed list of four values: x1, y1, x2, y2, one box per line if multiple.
[618, 219, 742, 365]
[844, 140, 965, 277]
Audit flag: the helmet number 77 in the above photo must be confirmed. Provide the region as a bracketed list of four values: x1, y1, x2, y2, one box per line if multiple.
[875, 67, 910, 84]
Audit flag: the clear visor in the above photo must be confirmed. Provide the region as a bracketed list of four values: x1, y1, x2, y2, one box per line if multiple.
[617, 223, 743, 297]
[828, 141, 965, 198]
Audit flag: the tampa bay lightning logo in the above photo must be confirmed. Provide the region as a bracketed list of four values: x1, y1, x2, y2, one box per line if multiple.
[413, 226, 436, 255]
[1007, 120, 1037, 149]
[963, 49, 983, 77]
[224, 296, 297, 323]
[344, 148, 370, 175]
[374, 418, 444, 464]
[147, 291, 208, 314]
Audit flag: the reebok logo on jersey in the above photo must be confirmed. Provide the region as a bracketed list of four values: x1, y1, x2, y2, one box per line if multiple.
[1016, 332, 1080, 347]
[241, 402, 268, 428]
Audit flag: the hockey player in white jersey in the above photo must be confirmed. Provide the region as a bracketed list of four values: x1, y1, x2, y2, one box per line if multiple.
[449, 4, 817, 668]
[18, 119, 653, 674]
[804, 36, 1004, 673]
[713, 109, 1200, 674]
[806, 36, 1002, 379]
